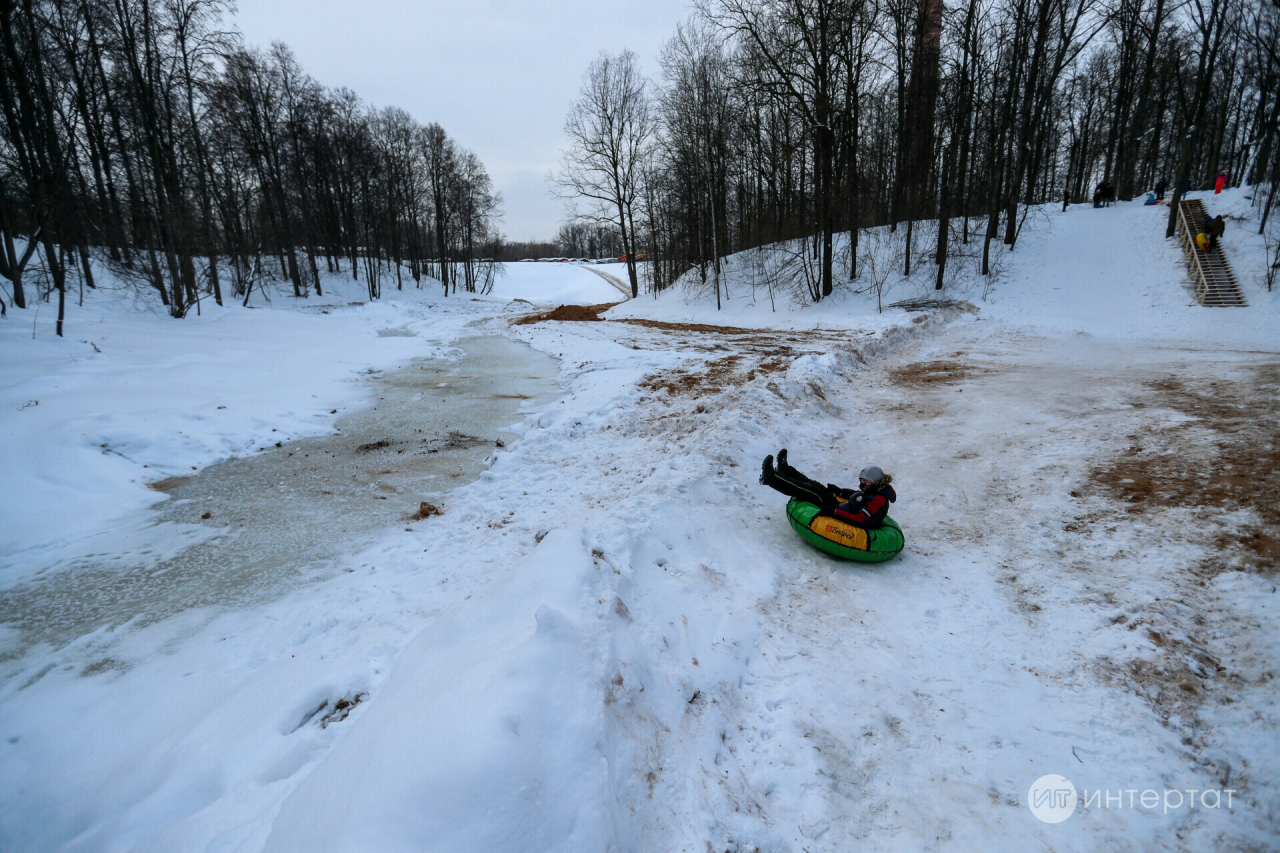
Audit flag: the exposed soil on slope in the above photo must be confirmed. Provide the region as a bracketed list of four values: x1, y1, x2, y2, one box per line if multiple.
[148, 476, 194, 492]
[889, 358, 996, 387]
[639, 354, 791, 399]
[854, 333, 1278, 817]
[614, 317, 782, 335]
[1088, 364, 1280, 574]
[512, 303, 617, 324]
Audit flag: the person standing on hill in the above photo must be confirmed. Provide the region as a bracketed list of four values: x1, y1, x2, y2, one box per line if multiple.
[1063, 187, 1071, 212]
[1215, 172, 1228, 194]
[1155, 178, 1168, 201]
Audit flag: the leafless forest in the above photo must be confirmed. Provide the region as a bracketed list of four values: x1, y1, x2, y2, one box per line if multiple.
[556, 0, 1278, 300]
[0, 0, 503, 334]
[2, 0, 1278, 331]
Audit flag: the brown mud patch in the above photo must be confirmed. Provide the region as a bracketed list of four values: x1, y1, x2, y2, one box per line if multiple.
[889, 359, 991, 387]
[405, 501, 442, 521]
[434, 431, 488, 451]
[614, 318, 786, 336]
[513, 303, 618, 324]
[80, 657, 129, 677]
[639, 354, 790, 399]
[580, 314, 871, 361]
[1073, 360, 1278, 767]
[1090, 651, 1232, 734]
[149, 476, 194, 492]
[319, 694, 365, 728]
[358, 431, 489, 458]
[1089, 364, 1280, 574]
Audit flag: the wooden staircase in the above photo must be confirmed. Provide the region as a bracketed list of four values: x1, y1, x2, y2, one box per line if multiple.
[1176, 198, 1247, 306]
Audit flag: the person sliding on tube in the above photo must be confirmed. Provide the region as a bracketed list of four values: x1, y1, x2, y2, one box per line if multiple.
[760, 449, 896, 528]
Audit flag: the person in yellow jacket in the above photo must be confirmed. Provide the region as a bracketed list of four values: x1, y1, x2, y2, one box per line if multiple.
[1208, 214, 1225, 251]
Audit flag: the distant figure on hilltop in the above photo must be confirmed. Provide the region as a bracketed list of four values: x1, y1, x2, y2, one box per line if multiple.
[1063, 187, 1072, 212]
[1215, 172, 1228, 194]
[1155, 178, 1168, 201]
[1096, 180, 1115, 207]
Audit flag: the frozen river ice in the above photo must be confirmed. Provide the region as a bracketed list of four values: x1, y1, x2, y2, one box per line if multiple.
[0, 335, 559, 664]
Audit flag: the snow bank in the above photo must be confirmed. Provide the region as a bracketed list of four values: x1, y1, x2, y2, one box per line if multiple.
[264, 529, 610, 853]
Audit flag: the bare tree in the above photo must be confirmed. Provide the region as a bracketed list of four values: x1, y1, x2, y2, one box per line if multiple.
[552, 49, 654, 298]
[699, 0, 849, 300]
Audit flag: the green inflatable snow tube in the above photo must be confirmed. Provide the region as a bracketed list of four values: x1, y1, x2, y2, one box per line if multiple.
[785, 499, 905, 563]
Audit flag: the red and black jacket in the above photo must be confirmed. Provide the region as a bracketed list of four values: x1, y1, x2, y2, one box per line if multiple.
[825, 484, 897, 528]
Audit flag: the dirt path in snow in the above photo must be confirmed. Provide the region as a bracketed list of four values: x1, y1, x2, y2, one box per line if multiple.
[561, 309, 1278, 850]
[781, 325, 1277, 848]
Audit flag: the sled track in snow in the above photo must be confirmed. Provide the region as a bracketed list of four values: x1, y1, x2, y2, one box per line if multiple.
[577, 265, 632, 299]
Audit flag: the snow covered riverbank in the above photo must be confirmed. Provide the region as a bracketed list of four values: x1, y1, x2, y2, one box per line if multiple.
[2, 198, 1277, 852]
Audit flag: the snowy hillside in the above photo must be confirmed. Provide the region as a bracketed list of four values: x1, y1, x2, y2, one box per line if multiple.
[1, 192, 1277, 852]
[615, 188, 1279, 346]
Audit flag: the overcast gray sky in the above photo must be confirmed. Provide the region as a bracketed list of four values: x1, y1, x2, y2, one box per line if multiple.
[233, 0, 691, 243]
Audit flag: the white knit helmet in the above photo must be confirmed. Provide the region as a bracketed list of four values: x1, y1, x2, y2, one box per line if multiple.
[859, 465, 884, 483]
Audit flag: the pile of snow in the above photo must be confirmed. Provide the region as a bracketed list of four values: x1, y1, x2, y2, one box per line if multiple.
[265, 530, 611, 852]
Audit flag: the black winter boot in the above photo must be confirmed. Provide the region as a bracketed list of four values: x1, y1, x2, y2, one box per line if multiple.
[760, 455, 774, 486]
[777, 448, 790, 472]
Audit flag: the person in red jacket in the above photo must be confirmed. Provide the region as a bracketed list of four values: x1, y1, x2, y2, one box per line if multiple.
[1215, 172, 1227, 194]
[760, 449, 896, 528]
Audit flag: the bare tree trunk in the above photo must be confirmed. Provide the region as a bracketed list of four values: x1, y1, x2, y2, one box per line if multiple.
[935, 143, 953, 290]
[1166, 128, 1198, 238]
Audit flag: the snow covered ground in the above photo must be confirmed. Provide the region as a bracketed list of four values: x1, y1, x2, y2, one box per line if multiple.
[2, 192, 1277, 852]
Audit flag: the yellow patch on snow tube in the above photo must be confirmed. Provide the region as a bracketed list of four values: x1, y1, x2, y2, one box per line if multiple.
[786, 499, 905, 563]
[811, 516, 870, 550]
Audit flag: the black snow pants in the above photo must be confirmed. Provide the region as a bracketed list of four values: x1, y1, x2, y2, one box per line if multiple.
[763, 463, 839, 507]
